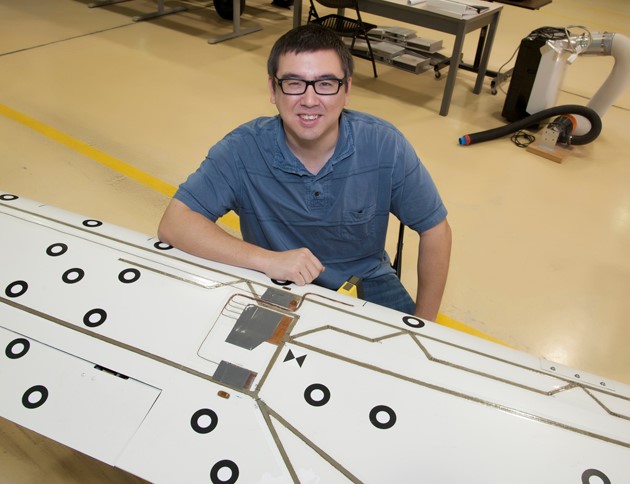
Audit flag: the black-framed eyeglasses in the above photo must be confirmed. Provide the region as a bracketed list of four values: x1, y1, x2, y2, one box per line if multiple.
[275, 77, 346, 96]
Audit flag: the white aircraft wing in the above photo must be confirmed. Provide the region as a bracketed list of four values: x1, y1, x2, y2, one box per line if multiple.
[1, 191, 629, 483]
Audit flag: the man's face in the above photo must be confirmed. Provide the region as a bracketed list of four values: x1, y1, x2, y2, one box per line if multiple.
[269, 49, 351, 151]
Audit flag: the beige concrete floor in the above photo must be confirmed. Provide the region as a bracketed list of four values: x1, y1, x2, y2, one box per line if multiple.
[1, 0, 629, 480]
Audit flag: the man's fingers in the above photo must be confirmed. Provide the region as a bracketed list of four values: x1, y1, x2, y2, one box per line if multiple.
[301, 254, 325, 284]
[285, 249, 319, 283]
[264, 248, 324, 286]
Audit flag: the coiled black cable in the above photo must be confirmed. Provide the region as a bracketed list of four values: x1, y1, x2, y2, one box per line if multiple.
[510, 130, 536, 147]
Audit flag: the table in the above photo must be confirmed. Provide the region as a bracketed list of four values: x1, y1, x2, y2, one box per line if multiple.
[87, 0, 261, 44]
[492, 0, 551, 9]
[293, 0, 503, 116]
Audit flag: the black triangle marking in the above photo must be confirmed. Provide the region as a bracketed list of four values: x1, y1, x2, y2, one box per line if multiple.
[296, 355, 306, 367]
[284, 349, 295, 362]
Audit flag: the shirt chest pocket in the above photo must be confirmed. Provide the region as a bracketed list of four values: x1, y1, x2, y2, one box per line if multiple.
[340, 204, 376, 241]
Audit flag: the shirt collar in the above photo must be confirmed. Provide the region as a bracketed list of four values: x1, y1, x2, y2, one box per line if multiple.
[273, 110, 355, 178]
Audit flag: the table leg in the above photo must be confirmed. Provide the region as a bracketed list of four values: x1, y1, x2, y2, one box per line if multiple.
[473, 10, 501, 94]
[207, 0, 263, 44]
[293, 0, 303, 27]
[88, 0, 130, 7]
[440, 25, 465, 116]
[132, 0, 187, 21]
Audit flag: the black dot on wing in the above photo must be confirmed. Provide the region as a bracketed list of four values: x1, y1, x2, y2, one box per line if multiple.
[22, 385, 49, 409]
[0, 194, 18, 201]
[5, 280, 28, 298]
[83, 308, 107, 327]
[46, 243, 68, 257]
[210, 460, 239, 484]
[582, 469, 611, 484]
[402, 315, 425, 328]
[304, 383, 331, 407]
[118, 268, 141, 284]
[82, 219, 103, 228]
[5, 338, 31, 359]
[62, 268, 85, 284]
[190, 408, 219, 434]
[153, 241, 173, 250]
[271, 278, 292, 287]
[369, 405, 397, 429]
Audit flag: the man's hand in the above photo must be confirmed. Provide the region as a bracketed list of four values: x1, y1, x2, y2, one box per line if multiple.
[260, 248, 325, 285]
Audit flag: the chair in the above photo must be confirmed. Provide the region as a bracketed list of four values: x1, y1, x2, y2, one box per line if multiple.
[307, 0, 379, 78]
[391, 222, 405, 278]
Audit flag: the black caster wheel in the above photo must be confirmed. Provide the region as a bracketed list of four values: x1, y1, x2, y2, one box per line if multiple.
[213, 0, 246, 19]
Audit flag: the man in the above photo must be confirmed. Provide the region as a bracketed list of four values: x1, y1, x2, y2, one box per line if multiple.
[158, 24, 451, 320]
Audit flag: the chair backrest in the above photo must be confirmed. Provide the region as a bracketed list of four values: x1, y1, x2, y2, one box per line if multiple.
[313, 0, 359, 10]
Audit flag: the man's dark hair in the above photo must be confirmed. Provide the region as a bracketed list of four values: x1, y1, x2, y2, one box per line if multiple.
[267, 24, 354, 79]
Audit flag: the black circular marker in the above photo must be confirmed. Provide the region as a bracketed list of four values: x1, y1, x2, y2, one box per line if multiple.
[22, 385, 49, 409]
[0, 194, 18, 201]
[271, 278, 292, 286]
[46, 243, 68, 257]
[582, 469, 611, 484]
[83, 308, 107, 327]
[62, 268, 85, 284]
[5, 280, 28, 298]
[403, 315, 425, 328]
[191, 408, 219, 434]
[5, 338, 30, 359]
[154, 241, 173, 250]
[210, 460, 239, 484]
[82, 219, 103, 228]
[369, 405, 397, 429]
[304, 383, 331, 407]
[118, 268, 141, 284]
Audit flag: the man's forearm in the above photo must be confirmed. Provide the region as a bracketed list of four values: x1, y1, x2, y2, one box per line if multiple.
[415, 219, 452, 321]
[158, 198, 268, 271]
[158, 199, 324, 284]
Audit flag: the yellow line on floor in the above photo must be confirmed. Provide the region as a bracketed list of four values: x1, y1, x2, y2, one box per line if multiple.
[0, 103, 175, 197]
[1, 102, 506, 346]
[435, 313, 510, 346]
[0, 102, 240, 230]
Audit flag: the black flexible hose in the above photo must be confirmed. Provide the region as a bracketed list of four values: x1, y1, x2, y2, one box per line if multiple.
[458, 105, 602, 146]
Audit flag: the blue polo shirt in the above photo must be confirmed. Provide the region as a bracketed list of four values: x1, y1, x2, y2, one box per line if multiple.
[175, 109, 447, 290]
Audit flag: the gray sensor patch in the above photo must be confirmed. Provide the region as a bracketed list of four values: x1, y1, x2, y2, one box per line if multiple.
[212, 361, 257, 390]
[226, 305, 285, 350]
